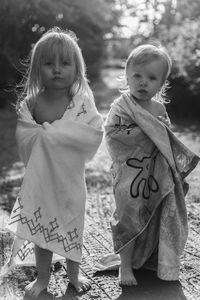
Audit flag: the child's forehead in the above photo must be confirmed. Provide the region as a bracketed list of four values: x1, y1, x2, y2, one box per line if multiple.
[127, 57, 166, 72]
[40, 39, 74, 61]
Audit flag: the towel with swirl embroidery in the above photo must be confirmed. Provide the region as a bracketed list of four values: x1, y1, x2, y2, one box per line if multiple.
[4, 93, 103, 271]
[103, 93, 199, 280]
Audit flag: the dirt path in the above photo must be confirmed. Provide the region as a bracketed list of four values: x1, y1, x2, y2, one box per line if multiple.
[0, 136, 200, 300]
[0, 68, 200, 299]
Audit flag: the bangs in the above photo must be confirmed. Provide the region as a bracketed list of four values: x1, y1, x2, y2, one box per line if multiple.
[39, 37, 74, 63]
[126, 50, 170, 79]
[132, 53, 162, 66]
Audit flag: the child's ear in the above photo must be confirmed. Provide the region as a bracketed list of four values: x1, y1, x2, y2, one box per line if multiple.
[161, 78, 166, 87]
[158, 82, 164, 91]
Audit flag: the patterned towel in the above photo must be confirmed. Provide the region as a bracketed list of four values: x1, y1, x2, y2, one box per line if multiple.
[102, 93, 199, 280]
[2, 93, 103, 274]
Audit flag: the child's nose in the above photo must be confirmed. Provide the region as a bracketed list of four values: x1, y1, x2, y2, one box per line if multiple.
[53, 62, 61, 73]
[140, 77, 147, 87]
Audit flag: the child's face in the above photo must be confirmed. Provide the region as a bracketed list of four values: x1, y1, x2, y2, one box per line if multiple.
[126, 58, 166, 102]
[40, 52, 76, 91]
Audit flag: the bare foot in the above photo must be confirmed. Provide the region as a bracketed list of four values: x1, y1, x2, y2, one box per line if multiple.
[67, 259, 91, 293]
[69, 274, 91, 293]
[25, 276, 49, 298]
[119, 265, 138, 286]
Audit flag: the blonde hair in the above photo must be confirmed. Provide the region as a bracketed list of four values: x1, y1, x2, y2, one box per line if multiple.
[125, 44, 172, 103]
[17, 27, 94, 109]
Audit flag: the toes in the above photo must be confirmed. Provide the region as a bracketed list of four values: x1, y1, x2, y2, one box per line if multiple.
[25, 283, 33, 294]
[82, 282, 91, 292]
[119, 278, 138, 286]
[76, 280, 91, 293]
[77, 284, 91, 293]
[133, 280, 137, 286]
[119, 266, 138, 287]
[24, 280, 48, 298]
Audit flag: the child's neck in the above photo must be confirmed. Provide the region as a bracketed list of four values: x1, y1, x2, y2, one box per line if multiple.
[130, 93, 152, 109]
[42, 88, 71, 103]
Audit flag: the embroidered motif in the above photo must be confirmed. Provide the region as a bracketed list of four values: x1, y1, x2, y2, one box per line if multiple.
[127, 147, 159, 199]
[12, 196, 23, 213]
[67, 228, 78, 241]
[114, 115, 137, 135]
[77, 103, 87, 117]
[8, 199, 82, 253]
[49, 217, 59, 232]
[34, 207, 42, 222]
[17, 240, 34, 261]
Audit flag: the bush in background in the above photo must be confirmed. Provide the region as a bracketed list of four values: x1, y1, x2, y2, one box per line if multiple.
[0, 0, 118, 107]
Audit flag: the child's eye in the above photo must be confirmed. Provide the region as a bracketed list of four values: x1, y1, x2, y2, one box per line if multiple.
[133, 73, 141, 78]
[149, 76, 157, 80]
[62, 61, 71, 66]
[44, 61, 52, 66]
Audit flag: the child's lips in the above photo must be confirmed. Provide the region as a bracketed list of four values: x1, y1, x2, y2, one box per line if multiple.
[138, 89, 147, 94]
[52, 76, 62, 80]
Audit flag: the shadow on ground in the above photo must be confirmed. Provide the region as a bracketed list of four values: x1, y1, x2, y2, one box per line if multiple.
[21, 269, 187, 300]
[117, 269, 187, 300]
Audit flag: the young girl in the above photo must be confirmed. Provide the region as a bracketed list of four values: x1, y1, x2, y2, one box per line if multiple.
[3, 27, 103, 296]
[104, 44, 199, 286]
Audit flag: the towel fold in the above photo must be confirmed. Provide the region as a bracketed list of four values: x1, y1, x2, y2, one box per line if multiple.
[104, 93, 199, 280]
[4, 93, 103, 271]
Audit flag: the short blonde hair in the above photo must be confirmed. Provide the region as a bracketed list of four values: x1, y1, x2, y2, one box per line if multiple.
[125, 44, 172, 103]
[126, 44, 172, 83]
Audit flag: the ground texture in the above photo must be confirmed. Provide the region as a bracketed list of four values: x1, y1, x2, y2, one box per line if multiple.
[0, 69, 200, 299]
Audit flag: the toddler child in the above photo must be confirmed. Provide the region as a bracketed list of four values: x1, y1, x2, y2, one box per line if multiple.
[104, 44, 199, 286]
[2, 27, 103, 297]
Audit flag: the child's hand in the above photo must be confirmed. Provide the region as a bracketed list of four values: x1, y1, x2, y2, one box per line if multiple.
[157, 115, 171, 127]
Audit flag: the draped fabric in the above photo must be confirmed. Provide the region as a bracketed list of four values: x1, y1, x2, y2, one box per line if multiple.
[5, 93, 103, 268]
[104, 93, 199, 280]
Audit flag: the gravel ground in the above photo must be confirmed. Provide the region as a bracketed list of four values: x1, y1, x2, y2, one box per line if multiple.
[0, 69, 200, 299]
[0, 136, 200, 300]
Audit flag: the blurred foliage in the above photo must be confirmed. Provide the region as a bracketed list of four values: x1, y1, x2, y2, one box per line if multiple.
[107, 0, 200, 119]
[157, 0, 200, 118]
[0, 0, 200, 119]
[157, 0, 200, 94]
[0, 0, 120, 106]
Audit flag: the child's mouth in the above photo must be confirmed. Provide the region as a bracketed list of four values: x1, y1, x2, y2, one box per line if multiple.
[53, 76, 62, 80]
[138, 89, 147, 94]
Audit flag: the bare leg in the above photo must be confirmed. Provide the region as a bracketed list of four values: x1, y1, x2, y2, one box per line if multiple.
[119, 241, 137, 286]
[66, 259, 90, 293]
[0, 237, 24, 277]
[25, 245, 52, 298]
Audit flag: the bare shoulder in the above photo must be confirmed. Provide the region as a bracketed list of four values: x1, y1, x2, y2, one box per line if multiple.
[22, 96, 37, 112]
[152, 100, 166, 117]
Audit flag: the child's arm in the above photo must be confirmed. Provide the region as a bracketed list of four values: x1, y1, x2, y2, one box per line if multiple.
[157, 102, 171, 128]
[105, 110, 140, 147]
[157, 113, 171, 127]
